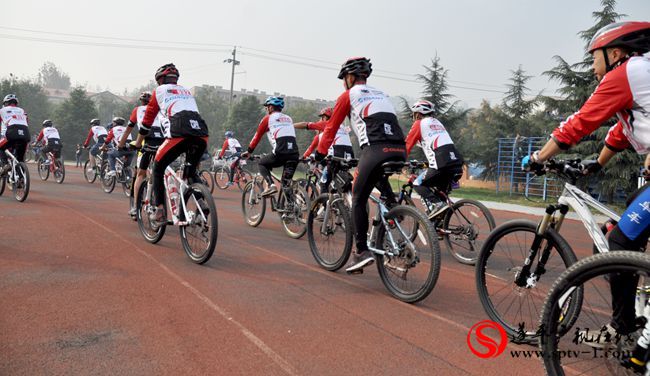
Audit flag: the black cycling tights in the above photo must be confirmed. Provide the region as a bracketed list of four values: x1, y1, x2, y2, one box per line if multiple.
[352, 144, 406, 253]
[257, 153, 299, 193]
[152, 137, 207, 207]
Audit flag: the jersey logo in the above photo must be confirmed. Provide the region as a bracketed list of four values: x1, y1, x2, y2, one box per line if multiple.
[190, 119, 200, 130]
[384, 123, 393, 136]
[450, 152, 457, 160]
[288, 142, 293, 149]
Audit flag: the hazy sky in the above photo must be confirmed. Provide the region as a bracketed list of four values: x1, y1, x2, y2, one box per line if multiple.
[1, 0, 648, 108]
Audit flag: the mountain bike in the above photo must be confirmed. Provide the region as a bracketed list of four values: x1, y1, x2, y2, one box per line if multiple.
[476, 159, 620, 344]
[396, 160, 495, 265]
[136, 160, 218, 264]
[297, 158, 322, 203]
[0, 148, 30, 202]
[37, 147, 65, 184]
[100, 150, 134, 196]
[539, 251, 650, 376]
[214, 157, 252, 191]
[83, 149, 109, 184]
[307, 155, 356, 271]
[241, 155, 310, 239]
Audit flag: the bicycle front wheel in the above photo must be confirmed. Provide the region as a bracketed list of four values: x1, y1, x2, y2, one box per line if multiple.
[375, 204, 441, 303]
[101, 164, 116, 193]
[281, 184, 309, 239]
[307, 194, 352, 271]
[136, 179, 166, 244]
[83, 160, 97, 183]
[37, 158, 49, 181]
[441, 199, 495, 265]
[13, 162, 30, 202]
[199, 169, 215, 194]
[54, 159, 65, 184]
[236, 169, 253, 191]
[540, 251, 650, 376]
[475, 219, 579, 344]
[214, 166, 230, 190]
[241, 178, 266, 227]
[180, 183, 218, 264]
[122, 166, 134, 197]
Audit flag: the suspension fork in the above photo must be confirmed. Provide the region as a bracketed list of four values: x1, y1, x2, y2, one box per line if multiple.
[514, 205, 561, 287]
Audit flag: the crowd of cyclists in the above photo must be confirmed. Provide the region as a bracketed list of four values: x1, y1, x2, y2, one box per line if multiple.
[1, 20, 650, 374]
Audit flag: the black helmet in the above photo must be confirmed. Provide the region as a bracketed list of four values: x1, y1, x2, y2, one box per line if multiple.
[155, 63, 179, 84]
[112, 117, 126, 126]
[42, 119, 53, 127]
[139, 91, 152, 104]
[90, 118, 101, 126]
[337, 57, 372, 79]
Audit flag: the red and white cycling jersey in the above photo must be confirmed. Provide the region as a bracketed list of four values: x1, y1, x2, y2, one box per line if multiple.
[0, 105, 29, 128]
[406, 117, 461, 169]
[552, 54, 650, 154]
[318, 84, 403, 154]
[105, 125, 132, 147]
[83, 125, 108, 146]
[218, 138, 242, 158]
[36, 127, 61, 145]
[248, 111, 298, 154]
[130, 105, 164, 139]
[142, 84, 202, 138]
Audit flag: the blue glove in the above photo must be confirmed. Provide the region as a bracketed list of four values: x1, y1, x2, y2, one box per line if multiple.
[522, 152, 544, 175]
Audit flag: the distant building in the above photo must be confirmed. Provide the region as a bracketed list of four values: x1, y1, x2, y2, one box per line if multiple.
[190, 85, 334, 109]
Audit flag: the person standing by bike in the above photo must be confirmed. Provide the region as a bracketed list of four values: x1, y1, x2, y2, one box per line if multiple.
[217, 130, 242, 187]
[241, 97, 299, 197]
[522, 22, 650, 370]
[75, 144, 83, 167]
[34, 119, 63, 161]
[140, 63, 209, 224]
[82, 119, 108, 174]
[103, 117, 135, 178]
[315, 57, 406, 273]
[405, 100, 464, 218]
[0, 94, 30, 175]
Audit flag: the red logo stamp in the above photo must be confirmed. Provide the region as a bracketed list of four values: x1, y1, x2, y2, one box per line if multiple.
[467, 320, 508, 359]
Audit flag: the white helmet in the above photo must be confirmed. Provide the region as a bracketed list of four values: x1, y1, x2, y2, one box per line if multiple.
[410, 100, 434, 115]
[3, 94, 18, 105]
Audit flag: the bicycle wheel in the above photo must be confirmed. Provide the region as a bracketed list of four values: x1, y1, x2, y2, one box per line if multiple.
[12, 162, 30, 202]
[307, 194, 352, 271]
[280, 183, 309, 239]
[241, 177, 266, 227]
[83, 160, 97, 183]
[375, 205, 441, 303]
[101, 163, 116, 193]
[298, 178, 320, 203]
[540, 251, 650, 376]
[475, 219, 579, 344]
[37, 158, 49, 181]
[136, 178, 166, 244]
[214, 166, 230, 190]
[122, 166, 134, 197]
[441, 199, 495, 265]
[179, 183, 218, 264]
[235, 169, 253, 191]
[199, 169, 215, 194]
[397, 194, 422, 242]
[0, 174, 5, 196]
[54, 159, 65, 184]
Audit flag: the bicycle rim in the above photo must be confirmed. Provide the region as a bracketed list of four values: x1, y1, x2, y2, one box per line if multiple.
[37, 159, 49, 181]
[241, 179, 266, 226]
[54, 160, 65, 184]
[214, 166, 230, 189]
[307, 194, 352, 271]
[13, 162, 30, 202]
[180, 183, 218, 264]
[443, 199, 495, 265]
[281, 185, 308, 239]
[136, 180, 166, 243]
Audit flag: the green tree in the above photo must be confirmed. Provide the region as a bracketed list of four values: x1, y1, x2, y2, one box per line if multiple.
[502, 65, 535, 123]
[0, 76, 51, 131]
[52, 87, 98, 160]
[37, 62, 71, 90]
[284, 102, 322, 155]
[416, 55, 454, 118]
[224, 95, 265, 152]
[193, 86, 229, 149]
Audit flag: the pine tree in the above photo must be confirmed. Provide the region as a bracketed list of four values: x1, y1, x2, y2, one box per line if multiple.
[53, 87, 99, 160]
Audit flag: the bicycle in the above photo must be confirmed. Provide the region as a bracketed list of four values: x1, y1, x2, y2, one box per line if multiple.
[36, 147, 65, 184]
[241, 155, 310, 239]
[100, 150, 134, 196]
[297, 158, 323, 203]
[475, 159, 620, 344]
[396, 160, 495, 265]
[307, 155, 356, 271]
[214, 156, 252, 191]
[83, 149, 109, 184]
[136, 158, 218, 264]
[0, 148, 30, 202]
[539, 251, 650, 375]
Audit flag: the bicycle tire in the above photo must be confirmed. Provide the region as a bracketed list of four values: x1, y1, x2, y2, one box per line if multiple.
[280, 183, 309, 239]
[539, 251, 650, 376]
[0, 174, 5, 196]
[475, 219, 579, 345]
[214, 166, 230, 190]
[442, 199, 496, 265]
[54, 159, 65, 184]
[199, 169, 215, 194]
[397, 194, 423, 242]
[122, 166, 134, 197]
[307, 194, 352, 271]
[241, 177, 266, 227]
[375, 204, 441, 303]
[83, 160, 97, 183]
[236, 169, 253, 191]
[180, 183, 218, 264]
[37, 158, 49, 181]
[13, 162, 30, 202]
[136, 178, 166, 244]
[101, 163, 116, 194]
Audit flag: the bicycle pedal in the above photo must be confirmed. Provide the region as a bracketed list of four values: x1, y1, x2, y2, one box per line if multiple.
[346, 268, 364, 275]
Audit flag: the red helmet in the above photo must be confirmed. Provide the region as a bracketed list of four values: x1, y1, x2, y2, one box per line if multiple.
[319, 107, 333, 118]
[588, 21, 650, 54]
[155, 63, 179, 84]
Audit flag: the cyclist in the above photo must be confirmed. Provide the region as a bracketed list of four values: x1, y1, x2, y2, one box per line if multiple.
[405, 99, 464, 218]
[103, 117, 135, 178]
[217, 130, 242, 187]
[522, 22, 650, 369]
[315, 57, 406, 273]
[118, 91, 165, 218]
[82, 118, 108, 174]
[34, 119, 62, 161]
[0, 94, 30, 174]
[140, 63, 209, 224]
[241, 96, 299, 197]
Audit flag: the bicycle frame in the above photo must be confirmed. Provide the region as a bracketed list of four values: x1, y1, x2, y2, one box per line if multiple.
[366, 195, 419, 258]
[4, 149, 19, 179]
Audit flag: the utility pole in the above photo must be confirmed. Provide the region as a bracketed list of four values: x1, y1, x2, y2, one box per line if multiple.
[223, 46, 240, 109]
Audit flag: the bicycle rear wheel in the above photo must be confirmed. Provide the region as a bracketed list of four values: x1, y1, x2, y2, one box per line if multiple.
[54, 159, 65, 184]
[442, 199, 495, 265]
[0, 174, 5, 196]
[236, 169, 253, 191]
[136, 178, 166, 243]
[280, 183, 309, 239]
[214, 166, 230, 189]
[199, 169, 215, 194]
[540, 251, 650, 376]
[307, 194, 352, 271]
[241, 177, 266, 227]
[179, 183, 218, 264]
[37, 158, 49, 181]
[121, 166, 134, 197]
[475, 219, 579, 344]
[12, 162, 30, 202]
[375, 204, 441, 303]
[83, 160, 97, 183]
[101, 163, 116, 193]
